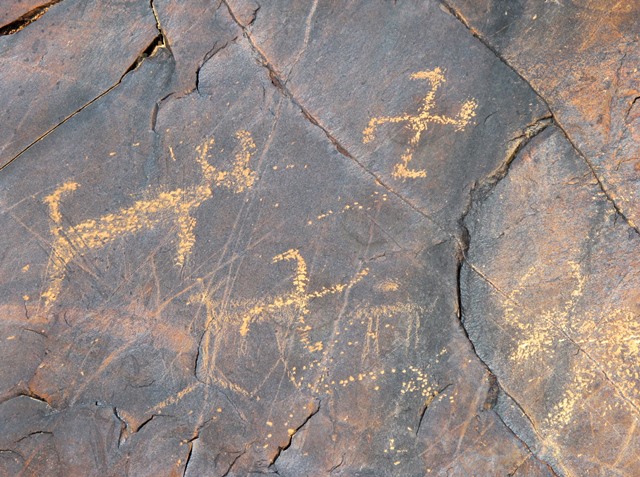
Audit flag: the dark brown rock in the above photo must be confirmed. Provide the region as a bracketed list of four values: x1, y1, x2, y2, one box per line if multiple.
[463, 126, 640, 475]
[151, 0, 239, 94]
[445, 0, 640, 232]
[0, 0, 158, 167]
[0, 0, 637, 475]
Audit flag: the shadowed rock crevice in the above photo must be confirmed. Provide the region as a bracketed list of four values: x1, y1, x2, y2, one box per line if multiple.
[0, 0, 63, 35]
[149, 0, 171, 54]
[456, 122, 570, 475]
[462, 115, 552, 212]
[270, 399, 321, 470]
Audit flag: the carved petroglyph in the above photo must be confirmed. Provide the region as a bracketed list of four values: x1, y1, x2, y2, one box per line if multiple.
[363, 67, 477, 179]
[188, 248, 440, 402]
[184, 256, 451, 471]
[505, 262, 585, 363]
[240, 249, 369, 350]
[41, 131, 258, 312]
[188, 249, 369, 396]
[501, 261, 640, 431]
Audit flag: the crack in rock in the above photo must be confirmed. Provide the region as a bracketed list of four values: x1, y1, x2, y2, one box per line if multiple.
[269, 399, 320, 469]
[416, 383, 453, 436]
[439, 0, 640, 239]
[0, 32, 167, 174]
[460, 115, 553, 222]
[149, 0, 171, 54]
[455, 117, 563, 475]
[0, 0, 64, 36]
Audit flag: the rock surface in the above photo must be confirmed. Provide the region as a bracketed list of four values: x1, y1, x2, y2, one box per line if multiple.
[0, 0, 637, 475]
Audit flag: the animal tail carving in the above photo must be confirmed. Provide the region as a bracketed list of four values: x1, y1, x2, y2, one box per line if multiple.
[41, 182, 80, 311]
[43, 182, 80, 226]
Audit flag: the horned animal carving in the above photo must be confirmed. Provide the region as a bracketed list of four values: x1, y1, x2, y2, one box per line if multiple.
[41, 131, 258, 312]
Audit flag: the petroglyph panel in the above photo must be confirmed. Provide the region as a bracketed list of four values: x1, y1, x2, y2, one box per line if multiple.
[2, 0, 636, 475]
[463, 127, 640, 475]
[363, 67, 477, 180]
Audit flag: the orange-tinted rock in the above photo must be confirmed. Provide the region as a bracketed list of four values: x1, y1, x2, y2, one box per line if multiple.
[0, 0, 637, 475]
[446, 0, 640, 232]
[463, 126, 640, 475]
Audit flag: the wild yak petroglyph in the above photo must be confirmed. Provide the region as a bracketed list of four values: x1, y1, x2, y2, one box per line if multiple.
[41, 130, 258, 313]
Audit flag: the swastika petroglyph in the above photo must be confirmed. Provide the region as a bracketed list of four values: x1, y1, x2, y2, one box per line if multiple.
[363, 67, 478, 180]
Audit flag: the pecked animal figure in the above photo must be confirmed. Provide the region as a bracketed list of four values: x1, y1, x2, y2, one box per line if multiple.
[41, 130, 258, 313]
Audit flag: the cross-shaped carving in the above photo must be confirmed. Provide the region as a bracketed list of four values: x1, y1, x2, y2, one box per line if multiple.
[363, 67, 478, 180]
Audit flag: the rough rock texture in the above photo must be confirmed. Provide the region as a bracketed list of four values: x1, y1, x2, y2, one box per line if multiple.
[0, 0, 53, 30]
[445, 0, 640, 231]
[0, 0, 637, 475]
[463, 126, 640, 476]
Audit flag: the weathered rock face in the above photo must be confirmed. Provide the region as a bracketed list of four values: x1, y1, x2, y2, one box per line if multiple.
[462, 125, 640, 476]
[446, 0, 640, 232]
[0, 0, 636, 476]
[0, 0, 159, 167]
